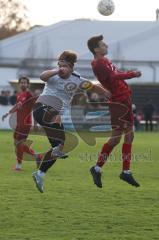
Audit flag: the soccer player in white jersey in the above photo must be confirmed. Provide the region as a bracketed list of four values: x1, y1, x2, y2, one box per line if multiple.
[32, 50, 110, 193]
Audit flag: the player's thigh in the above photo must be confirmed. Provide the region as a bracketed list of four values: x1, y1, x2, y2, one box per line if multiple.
[13, 127, 31, 144]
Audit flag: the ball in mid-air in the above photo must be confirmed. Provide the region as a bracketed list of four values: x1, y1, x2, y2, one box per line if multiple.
[97, 0, 115, 16]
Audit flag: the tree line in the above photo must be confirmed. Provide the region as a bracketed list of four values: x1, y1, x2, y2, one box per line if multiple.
[0, 0, 30, 40]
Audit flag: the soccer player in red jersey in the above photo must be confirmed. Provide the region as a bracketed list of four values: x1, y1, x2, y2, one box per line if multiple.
[2, 76, 41, 170]
[87, 35, 142, 188]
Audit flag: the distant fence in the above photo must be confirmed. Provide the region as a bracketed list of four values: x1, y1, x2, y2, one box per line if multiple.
[0, 105, 12, 129]
[1, 105, 158, 132]
[0, 105, 111, 131]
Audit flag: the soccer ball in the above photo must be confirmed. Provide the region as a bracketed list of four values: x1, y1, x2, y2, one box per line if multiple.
[97, 0, 115, 16]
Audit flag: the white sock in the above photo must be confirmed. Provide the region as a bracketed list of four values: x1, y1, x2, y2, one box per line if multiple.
[123, 170, 131, 174]
[52, 145, 60, 151]
[95, 165, 102, 173]
[16, 163, 22, 169]
[37, 170, 45, 178]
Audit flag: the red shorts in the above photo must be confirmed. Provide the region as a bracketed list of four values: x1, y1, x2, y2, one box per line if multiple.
[13, 126, 31, 142]
[109, 97, 133, 130]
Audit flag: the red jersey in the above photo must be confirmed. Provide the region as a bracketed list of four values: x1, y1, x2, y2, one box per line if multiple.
[91, 57, 138, 102]
[16, 91, 34, 127]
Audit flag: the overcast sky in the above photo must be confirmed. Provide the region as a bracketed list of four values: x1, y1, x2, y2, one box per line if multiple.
[24, 0, 159, 26]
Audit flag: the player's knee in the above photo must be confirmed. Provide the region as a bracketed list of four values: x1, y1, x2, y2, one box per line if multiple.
[129, 134, 134, 143]
[125, 131, 134, 144]
[131, 132, 134, 141]
[108, 137, 121, 147]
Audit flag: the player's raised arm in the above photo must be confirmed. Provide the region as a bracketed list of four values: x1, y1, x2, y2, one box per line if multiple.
[40, 68, 59, 82]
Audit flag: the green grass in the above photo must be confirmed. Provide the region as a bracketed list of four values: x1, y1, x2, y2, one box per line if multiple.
[0, 131, 159, 240]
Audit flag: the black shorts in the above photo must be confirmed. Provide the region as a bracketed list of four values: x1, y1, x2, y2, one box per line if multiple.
[33, 103, 65, 147]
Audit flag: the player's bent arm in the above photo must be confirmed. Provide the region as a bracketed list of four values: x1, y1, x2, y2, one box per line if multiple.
[40, 68, 59, 82]
[78, 78, 111, 99]
[91, 84, 111, 100]
[9, 102, 22, 113]
[1, 102, 22, 121]
[111, 71, 142, 80]
[78, 79, 111, 100]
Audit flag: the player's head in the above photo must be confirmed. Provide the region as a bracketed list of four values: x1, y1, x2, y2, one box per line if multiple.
[18, 76, 30, 91]
[58, 50, 77, 78]
[87, 35, 108, 56]
[58, 50, 77, 67]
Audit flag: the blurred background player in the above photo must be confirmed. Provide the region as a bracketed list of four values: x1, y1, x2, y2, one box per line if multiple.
[2, 76, 41, 171]
[143, 99, 155, 131]
[87, 35, 142, 188]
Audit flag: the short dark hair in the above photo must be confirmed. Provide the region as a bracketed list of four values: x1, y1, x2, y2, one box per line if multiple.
[58, 50, 77, 67]
[87, 35, 103, 54]
[18, 76, 30, 84]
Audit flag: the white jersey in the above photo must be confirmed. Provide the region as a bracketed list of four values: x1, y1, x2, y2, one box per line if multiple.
[37, 72, 92, 111]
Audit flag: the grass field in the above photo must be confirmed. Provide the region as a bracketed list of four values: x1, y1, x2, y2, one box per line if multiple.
[0, 131, 159, 240]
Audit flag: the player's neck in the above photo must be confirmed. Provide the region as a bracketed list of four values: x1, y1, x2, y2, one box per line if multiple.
[60, 73, 72, 79]
[20, 88, 28, 93]
[94, 53, 105, 59]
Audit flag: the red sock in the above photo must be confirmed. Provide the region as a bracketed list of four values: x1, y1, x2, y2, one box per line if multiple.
[122, 143, 132, 171]
[16, 144, 24, 163]
[97, 143, 114, 167]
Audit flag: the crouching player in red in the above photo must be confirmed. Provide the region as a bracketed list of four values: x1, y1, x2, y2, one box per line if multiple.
[87, 35, 142, 188]
[2, 76, 41, 171]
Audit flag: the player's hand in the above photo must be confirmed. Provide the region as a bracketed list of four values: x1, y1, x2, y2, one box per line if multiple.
[135, 71, 142, 77]
[17, 102, 22, 109]
[2, 113, 9, 121]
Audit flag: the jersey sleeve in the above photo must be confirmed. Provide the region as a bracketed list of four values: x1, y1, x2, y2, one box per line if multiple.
[112, 70, 138, 80]
[95, 59, 138, 81]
